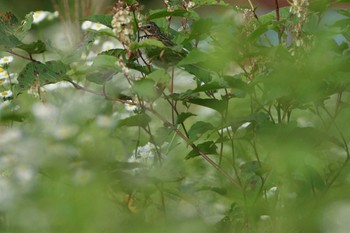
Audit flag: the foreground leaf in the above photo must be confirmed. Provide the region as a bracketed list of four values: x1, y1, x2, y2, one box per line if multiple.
[16, 60, 69, 94]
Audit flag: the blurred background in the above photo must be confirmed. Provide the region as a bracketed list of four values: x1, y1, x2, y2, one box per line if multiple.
[0, 0, 290, 18]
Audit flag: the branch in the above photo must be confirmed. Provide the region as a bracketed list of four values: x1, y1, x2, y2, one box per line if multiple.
[275, 0, 280, 21]
[146, 107, 240, 188]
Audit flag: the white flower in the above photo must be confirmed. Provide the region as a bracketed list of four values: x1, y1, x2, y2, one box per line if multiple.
[128, 142, 157, 165]
[90, 22, 110, 31]
[237, 122, 251, 130]
[0, 90, 13, 98]
[93, 39, 101, 45]
[51, 125, 78, 140]
[32, 103, 58, 120]
[0, 78, 10, 86]
[14, 165, 35, 187]
[187, 1, 196, 8]
[0, 100, 11, 110]
[266, 186, 278, 198]
[81, 20, 93, 30]
[0, 72, 18, 85]
[72, 168, 94, 186]
[102, 41, 118, 51]
[96, 115, 112, 128]
[42, 81, 71, 91]
[47, 11, 59, 20]
[0, 56, 13, 65]
[260, 215, 271, 221]
[218, 126, 232, 134]
[124, 100, 138, 112]
[33, 11, 50, 24]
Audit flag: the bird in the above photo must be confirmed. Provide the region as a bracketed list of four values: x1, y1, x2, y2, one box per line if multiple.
[139, 21, 176, 47]
[138, 21, 187, 67]
[138, 21, 212, 84]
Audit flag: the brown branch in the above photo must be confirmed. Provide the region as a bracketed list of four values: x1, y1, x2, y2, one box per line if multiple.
[6, 50, 35, 62]
[275, 0, 280, 21]
[146, 107, 240, 188]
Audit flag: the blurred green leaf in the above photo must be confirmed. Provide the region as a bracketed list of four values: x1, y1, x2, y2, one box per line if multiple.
[130, 39, 165, 50]
[192, 0, 228, 7]
[21, 12, 34, 34]
[186, 98, 227, 113]
[0, 11, 19, 34]
[176, 112, 196, 124]
[118, 113, 152, 127]
[84, 14, 113, 28]
[0, 27, 21, 50]
[17, 40, 46, 54]
[132, 78, 161, 99]
[178, 49, 208, 66]
[186, 141, 218, 159]
[147, 69, 171, 85]
[16, 60, 69, 94]
[188, 121, 215, 141]
[189, 18, 213, 40]
[149, 9, 199, 20]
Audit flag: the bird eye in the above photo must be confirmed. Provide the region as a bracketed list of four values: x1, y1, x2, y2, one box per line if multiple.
[146, 25, 151, 29]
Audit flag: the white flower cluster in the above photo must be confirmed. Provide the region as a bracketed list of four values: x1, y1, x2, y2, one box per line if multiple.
[289, 0, 310, 54]
[127, 142, 166, 174]
[128, 142, 157, 166]
[81, 21, 112, 32]
[111, 0, 133, 45]
[290, 0, 309, 19]
[0, 56, 16, 99]
[183, 0, 196, 10]
[32, 11, 59, 24]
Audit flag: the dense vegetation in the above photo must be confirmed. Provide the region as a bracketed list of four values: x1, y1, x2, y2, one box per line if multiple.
[1, 0, 350, 232]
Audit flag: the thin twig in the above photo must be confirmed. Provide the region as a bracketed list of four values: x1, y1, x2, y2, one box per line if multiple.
[275, 0, 280, 21]
[6, 50, 35, 62]
[146, 107, 240, 187]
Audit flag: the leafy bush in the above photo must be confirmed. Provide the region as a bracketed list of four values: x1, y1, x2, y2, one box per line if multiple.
[1, 0, 350, 232]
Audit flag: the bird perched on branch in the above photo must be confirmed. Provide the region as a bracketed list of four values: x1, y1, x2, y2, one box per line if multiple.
[138, 21, 187, 67]
[138, 21, 211, 84]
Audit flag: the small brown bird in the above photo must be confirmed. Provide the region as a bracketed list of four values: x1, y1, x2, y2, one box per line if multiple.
[139, 21, 176, 47]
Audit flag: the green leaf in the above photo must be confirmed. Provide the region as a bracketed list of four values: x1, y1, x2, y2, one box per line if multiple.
[132, 79, 160, 99]
[85, 55, 119, 84]
[149, 9, 199, 20]
[84, 14, 113, 28]
[183, 64, 212, 83]
[247, 23, 271, 42]
[186, 141, 218, 159]
[188, 121, 215, 141]
[90, 55, 118, 69]
[0, 12, 23, 49]
[192, 0, 228, 7]
[186, 98, 227, 113]
[130, 39, 165, 51]
[178, 49, 208, 66]
[147, 69, 171, 85]
[0, 11, 19, 34]
[118, 113, 152, 128]
[189, 18, 213, 40]
[86, 70, 118, 84]
[176, 112, 196, 124]
[16, 60, 69, 94]
[192, 80, 229, 93]
[17, 40, 46, 54]
[223, 75, 249, 97]
[21, 12, 34, 34]
[0, 27, 21, 50]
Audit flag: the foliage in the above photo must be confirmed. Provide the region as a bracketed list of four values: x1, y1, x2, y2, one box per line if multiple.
[1, 1, 350, 232]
